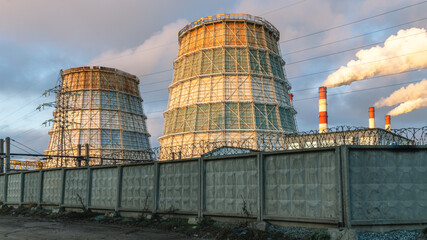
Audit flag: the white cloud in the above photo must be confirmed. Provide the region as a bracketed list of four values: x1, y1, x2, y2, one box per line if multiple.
[89, 19, 187, 76]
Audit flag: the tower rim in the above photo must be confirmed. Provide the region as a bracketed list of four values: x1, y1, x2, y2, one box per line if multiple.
[178, 13, 280, 40]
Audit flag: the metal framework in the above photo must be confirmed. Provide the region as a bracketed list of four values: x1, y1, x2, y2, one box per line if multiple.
[44, 66, 152, 167]
[159, 13, 297, 160]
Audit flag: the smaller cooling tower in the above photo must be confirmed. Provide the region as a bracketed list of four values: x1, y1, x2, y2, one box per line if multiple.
[44, 66, 151, 167]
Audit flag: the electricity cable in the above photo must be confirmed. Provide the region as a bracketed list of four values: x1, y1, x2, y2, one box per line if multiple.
[10, 138, 43, 155]
[283, 17, 427, 55]
[279, 0, 427, 44]
[138, 50, 427, 96]
[293, 79, 423, 102]
[10, 142, 33, 155]
[259, 0, 310, 16]
[286, 31, 427, 65]
[90, 1, 426, 77]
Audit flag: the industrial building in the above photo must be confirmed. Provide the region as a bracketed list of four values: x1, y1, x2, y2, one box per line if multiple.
[159, 14, 297, 159]
[44, 66, 151, 167]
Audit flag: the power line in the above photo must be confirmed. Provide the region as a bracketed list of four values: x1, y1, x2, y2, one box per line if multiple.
[1, 96, 43, 119]
[286, 31, 427, 66]
[279, 0, 427, 44]
[287, 49, 427, 79]
[137, 50, 427, 96]
[139, 18, 427, 88]
[142, 76, 427, 110]
[293, 79, 422, 102]
[144, 75, 424, 117]
[90, 41, 178, 65]
[11, 128, 39, 139]
[292, 67, 427, 93]
[259, 0, 309, 16]
[10, 138, 43, 155]
[140, 78, 171, 86]
[283, 17, 427, 56]
[10, 142, 33, 155]
[85, 1, 426, 79]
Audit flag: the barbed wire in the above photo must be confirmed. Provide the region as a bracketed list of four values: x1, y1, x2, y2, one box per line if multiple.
[152, 126, 426, 160]
[3, 126, 426, 170]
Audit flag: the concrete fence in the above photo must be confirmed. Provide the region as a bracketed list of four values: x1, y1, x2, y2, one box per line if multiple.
[0, 146, 425, 228]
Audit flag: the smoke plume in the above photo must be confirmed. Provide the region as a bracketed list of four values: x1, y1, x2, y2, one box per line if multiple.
[375, 79, 427, 107]
[375, 79, 427, 116]
[387, 98, 427, 116]
[322, 28, 427, 88]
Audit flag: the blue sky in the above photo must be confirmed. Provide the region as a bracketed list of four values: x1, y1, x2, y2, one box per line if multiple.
[1, 0, 426, 154]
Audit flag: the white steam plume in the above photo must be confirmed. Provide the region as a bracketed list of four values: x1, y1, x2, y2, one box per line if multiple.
[375, 79, 427, 107]
[387, 98, 427, 116]
[322, 28, 427, 88]
[375, 79, 427, 116]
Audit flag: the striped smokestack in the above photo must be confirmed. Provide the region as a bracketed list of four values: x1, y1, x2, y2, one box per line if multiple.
[385, 115, 391, 131]
[319, 87, 328, 133]
[369, 107, 375, 129]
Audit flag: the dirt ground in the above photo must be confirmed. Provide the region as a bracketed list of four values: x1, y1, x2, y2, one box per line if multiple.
[0, 216, 192, 240]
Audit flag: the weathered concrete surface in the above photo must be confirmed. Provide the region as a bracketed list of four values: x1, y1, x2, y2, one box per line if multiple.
[0, 216, 191, 240]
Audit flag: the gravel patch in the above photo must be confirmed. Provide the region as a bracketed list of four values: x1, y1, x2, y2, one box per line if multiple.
[358, 230, 421, 240]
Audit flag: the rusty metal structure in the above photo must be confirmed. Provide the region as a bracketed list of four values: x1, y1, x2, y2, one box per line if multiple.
[44, 66, 151, 167]
[159, 13, 297, 160]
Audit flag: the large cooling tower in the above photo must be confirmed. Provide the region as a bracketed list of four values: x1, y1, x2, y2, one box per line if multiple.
[159, 14, 297, 159]
[45, 66, 151, 167]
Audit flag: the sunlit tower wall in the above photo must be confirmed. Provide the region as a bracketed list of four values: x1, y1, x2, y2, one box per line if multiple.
[159, 14, 297, 160]
[45, 66, 151, 167]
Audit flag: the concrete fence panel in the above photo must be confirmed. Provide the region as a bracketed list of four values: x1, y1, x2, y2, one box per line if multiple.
[347, 147, 427, 225]
[205, 156, 258, 216]
[7, 173, 22, 204]
[0, 146, 424, 229]
[121, 164, 154, 211]
[158, 160, 199, 213]
[90, 167, 118, 209]
[263, 149, 340, 223]
[64, 169, 89, 206]
[23, 172, 40, 203]
[42, 170, 62, 204]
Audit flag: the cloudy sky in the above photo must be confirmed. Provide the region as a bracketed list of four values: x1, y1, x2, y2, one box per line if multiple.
[1, 0, 426, 154]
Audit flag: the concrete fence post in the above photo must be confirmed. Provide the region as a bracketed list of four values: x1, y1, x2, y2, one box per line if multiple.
[5, 137, 10, 173]
[60, 169, 66, 206]
[38, 170, 44, 206]
[0, 139, 4, 173]
[153, 162, 159, 214]
[335, 146, 344, 227]
[198, 157, 204, 218]
[340, 146, 352, 228]
[257, 152, 264, 221]
[4, 174, 8, 203]
[115, 165, 123, 212]
[86, 167, 92, 209]
[20, 172, 25, 205]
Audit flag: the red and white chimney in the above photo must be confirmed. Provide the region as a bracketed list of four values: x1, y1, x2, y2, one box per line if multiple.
[319, 87, 328, 133]
[288, 93, 294, 104]
[369, 107, 375, 129]
[385, 115, 391, 131]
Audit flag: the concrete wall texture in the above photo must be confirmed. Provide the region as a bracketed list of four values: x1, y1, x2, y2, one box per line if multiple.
[0, 146, 425, 228]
